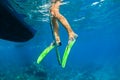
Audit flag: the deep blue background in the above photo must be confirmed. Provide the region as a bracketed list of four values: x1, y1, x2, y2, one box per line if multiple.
[0, 0, 120, 79]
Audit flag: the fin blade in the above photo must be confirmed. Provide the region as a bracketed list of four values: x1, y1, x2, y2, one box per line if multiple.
[62, 40, 76, 68]
[37, 45, 55, 64]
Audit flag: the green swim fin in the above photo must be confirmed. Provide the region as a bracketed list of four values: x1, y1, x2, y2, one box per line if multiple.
[37, 45, 55, 64]
[62, 39, 76, 68]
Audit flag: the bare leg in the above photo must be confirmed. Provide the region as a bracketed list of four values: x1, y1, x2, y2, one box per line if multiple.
[51, 17, 61, 43]
[56, 13, 76, 40]
[50, 1, 77, 42]
[52, 11, 77, 40]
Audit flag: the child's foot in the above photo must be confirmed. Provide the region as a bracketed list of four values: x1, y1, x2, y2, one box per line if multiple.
[51, 41, 62, 46]
[69, 33, 78, 40]
[68, 33, 78, 44]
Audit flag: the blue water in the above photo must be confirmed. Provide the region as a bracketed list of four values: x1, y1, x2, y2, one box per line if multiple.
[0, 0, 120, 80]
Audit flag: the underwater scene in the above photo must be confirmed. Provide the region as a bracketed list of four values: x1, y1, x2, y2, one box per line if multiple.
[0, 0, 120, 80]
